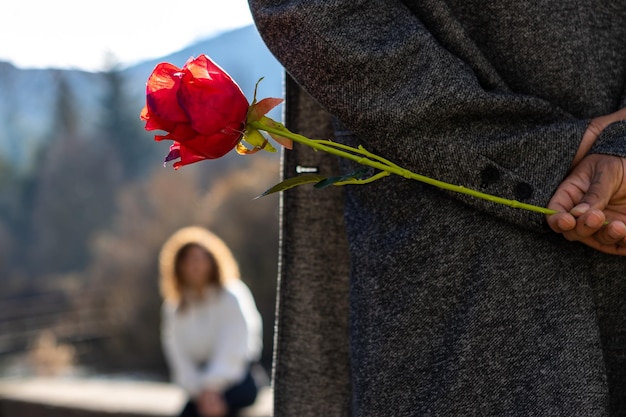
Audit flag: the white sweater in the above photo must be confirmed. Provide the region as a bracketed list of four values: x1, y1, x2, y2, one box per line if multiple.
[160, 280, 263, 395]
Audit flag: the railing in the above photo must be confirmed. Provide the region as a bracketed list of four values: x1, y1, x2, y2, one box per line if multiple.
[0, 289, 273, 416]
[0, 288, 111, 375]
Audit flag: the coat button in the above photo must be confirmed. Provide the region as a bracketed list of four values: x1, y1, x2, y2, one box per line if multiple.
[514, 182, 533, 200]
[480, 166, 500, 187]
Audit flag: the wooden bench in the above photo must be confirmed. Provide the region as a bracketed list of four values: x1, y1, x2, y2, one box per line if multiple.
[0, 377, 273, 417]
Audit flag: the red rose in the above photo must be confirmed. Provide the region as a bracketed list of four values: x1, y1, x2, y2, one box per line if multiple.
[141, 55, 249, 168]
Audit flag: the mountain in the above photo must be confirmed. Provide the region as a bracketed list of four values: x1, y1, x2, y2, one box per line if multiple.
[0, 63, 105, 168]
[124, 25, 284, 105]
[0, 25, 284, 169]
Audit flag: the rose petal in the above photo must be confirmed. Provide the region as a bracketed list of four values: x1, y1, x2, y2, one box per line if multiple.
[183, 55, 211, 79]
[145, 62, 188, 124]
[177, 59, 248, 136]
[179, 129, 242, 161]
[168, 123, 198, 143]
[185, 55, 236, 86]
[170, 140, 215, 169]
[164, 145, 181, 163]
[155, 134, 171, 142]
[164, 141, 208, 170]
[144, 111, 176, 133]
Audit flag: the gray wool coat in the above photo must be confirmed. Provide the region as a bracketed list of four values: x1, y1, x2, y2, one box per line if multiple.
[248, 0, 626, 416]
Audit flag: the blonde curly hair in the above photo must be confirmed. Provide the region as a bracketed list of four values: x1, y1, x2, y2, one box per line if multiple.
[159, 226, 240, 304]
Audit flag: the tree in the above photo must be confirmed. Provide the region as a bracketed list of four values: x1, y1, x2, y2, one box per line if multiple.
[99, 57, 156, 180]
[0, 155, 17, 276]
[26, 74, 122, 275]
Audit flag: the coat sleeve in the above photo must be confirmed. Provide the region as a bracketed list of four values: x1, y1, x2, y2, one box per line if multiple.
[161, 302, 202, 396]
[588, 77, 626, 157]
[248, 0, 626, 230]
[199, 289, 250, 391]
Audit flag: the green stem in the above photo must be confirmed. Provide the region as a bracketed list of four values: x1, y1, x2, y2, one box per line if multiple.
[250, 120, 557, 216]
[334, 171, 391, 186]
[311, 139, 403, 170]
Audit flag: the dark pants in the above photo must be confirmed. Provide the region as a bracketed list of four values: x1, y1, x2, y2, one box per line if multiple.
[179, 368, 258, 417]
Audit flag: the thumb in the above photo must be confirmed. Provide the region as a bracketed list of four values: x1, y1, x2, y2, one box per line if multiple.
[589, 107, 626, 134]
[573, 107, 626, 167]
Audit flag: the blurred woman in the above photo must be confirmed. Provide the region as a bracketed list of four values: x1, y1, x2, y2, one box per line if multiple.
[159, 226, 263, 417]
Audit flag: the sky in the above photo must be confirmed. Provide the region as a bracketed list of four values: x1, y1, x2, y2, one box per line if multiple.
[0, 0, 254, 72]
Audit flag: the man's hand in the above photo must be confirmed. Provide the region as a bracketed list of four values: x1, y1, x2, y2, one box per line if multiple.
[547, 154, 626, 255]
[571, 107, 626, 168]
[547, 107, 626, 255]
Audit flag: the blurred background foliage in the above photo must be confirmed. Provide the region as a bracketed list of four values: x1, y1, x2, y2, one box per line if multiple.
[0, 26, 282, 380]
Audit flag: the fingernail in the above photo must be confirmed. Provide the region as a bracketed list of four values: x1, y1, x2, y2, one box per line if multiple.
[557, 216, 573, 230]
[571, 203, 590, 217]
[609, 222, 626, 239]
[608, 227, 622, 240]
[584, 211, 604, 228]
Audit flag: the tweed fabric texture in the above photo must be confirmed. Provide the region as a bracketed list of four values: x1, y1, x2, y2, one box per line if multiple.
[272, 76, 352, 416]
[250, 0, 626, 415]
